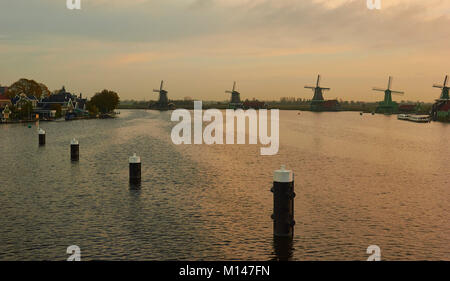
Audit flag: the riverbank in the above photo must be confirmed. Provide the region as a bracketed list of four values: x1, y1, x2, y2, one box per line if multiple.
[1, 113, 118, 124]
[118, 102, 434, 114]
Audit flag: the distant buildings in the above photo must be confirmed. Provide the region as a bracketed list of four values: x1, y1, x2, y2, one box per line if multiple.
[432, 101, 450, 121]
[1, 105, 11, 121]
[36, 86, 88, 119]
[0, 85, 89, 121]
[243, 99, 267, 109]
[398, 104, 417, 113]
[11, 94, 38, 108]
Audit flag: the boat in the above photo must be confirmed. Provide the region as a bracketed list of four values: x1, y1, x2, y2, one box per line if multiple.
[407, 115, 432, 123]
[397, 114, 431, 123]
[397, 114, 410, 120]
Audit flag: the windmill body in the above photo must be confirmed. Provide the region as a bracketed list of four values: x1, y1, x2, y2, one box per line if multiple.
[158, 90, 169, 106]
[304, 75, 339, 111]
[372, 76, 404, 114]
[225, 82, 244, 109]
[149, 80, 175, 110]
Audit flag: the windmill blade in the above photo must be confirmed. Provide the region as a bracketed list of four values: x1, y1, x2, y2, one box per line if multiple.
[316, 75, 321, 87]
[305, 86, 316, 89]
[444, 75, 448, 87]
[321, 87, 330, 91]
[372, 87, 386, 92]
[160, 80, 164, 91]
[225, 91, 233, 94]
[388, 76, 393, 90]
[232, 81, 236, 92]
[433, 84, 444, 88]
[391, 90, 404, 95]
[153, 89, 160, 93]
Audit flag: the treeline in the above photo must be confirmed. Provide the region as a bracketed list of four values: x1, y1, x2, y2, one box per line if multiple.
[118, 97, 434, 112]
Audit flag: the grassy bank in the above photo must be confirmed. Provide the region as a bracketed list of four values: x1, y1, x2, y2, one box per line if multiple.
[118, 100, 434, 114]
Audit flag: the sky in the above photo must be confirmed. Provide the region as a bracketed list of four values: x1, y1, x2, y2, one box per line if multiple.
[0, 0, 449, 102]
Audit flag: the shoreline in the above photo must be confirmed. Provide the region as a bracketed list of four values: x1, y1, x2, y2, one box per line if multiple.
[0, 114, 116, 125]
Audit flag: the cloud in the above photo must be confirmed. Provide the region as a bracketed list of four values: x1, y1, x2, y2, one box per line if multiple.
[0, 0, 448, 54]
[0, 0, 449, 101]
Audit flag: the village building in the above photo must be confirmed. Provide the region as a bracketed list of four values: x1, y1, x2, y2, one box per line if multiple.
[0, 87, 11, 108]
[398, 104, 418, 113]
[432, 101, 450, 121]
[37, 86, 88, 119]
[11, 94, 39, 108]
[1, 104, 11, 122]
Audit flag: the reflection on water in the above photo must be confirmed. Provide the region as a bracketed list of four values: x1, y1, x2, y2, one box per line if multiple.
[0, 110, 448, 260]
[272, 237, 294, 261]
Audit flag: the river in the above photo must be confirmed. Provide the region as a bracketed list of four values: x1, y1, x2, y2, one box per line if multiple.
[0, 110, 448, 260]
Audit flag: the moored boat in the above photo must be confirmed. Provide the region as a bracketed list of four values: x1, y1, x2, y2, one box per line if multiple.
[397, 114, 431, 123]
[397, 114, 410, 120]
[407, 115, 432, 123]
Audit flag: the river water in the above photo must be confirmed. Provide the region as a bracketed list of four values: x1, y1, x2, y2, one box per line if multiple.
[0, 110, 448, 260]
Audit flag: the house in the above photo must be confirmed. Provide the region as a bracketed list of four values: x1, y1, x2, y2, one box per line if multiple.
[311, 99, 341, 111]
[8, 94, 37, 120]
[1, 104, 11, 122]
[11, 93, 38, 109]
[0, 92, 11, 108]
[398, 104, 417, 113]
[37, 86, 88, 119]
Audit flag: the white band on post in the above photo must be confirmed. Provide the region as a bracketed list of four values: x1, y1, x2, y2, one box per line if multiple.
[273, 165, 293, 183]
[129, 153, 141, 164]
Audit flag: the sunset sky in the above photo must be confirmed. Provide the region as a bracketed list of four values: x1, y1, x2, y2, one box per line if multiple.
[0, 0, 449, 102]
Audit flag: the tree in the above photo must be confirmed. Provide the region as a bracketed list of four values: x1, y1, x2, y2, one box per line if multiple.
[89, 89, 120, 113]
[7, 78, 50, 99]
[86, 101, 99, 116]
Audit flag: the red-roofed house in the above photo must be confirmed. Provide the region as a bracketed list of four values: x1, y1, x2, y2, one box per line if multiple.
[399, 104, 417, 112]
[0, 86, 11, 108]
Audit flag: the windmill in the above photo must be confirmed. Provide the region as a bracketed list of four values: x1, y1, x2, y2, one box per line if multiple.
[225, 81, 243, 109]
[305, 74, 330, 101]
[152, 80, 169, 108]
[372, 76, 404, 114]
[304, 74, 339, 111]
[431, 75, 450, 121]
[433, 75, 449, 100]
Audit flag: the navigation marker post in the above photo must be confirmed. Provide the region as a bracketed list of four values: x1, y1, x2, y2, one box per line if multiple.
[38, 128, 46, 146]
[70, 138, 79, 161]
[271, 165, 295, 237]
[129, 153, 141, 186]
